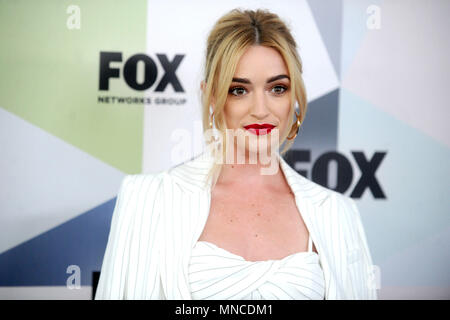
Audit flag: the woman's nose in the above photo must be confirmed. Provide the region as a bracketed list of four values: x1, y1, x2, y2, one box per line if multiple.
[250, 90, 270, 119]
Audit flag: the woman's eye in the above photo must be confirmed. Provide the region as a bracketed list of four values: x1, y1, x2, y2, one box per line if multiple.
[272, 85, 287, 95]
[228, 85, 287, 96]
[229, 87, 247, 96]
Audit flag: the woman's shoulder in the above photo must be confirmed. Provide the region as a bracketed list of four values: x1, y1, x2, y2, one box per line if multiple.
[165, 152, 215, 192]
[281, 157, 356, 212]
[119, 172, 165, 188]
[115, 172, 168, 201]
[116, 154, 211, 198]
[302, 175, 358, 220]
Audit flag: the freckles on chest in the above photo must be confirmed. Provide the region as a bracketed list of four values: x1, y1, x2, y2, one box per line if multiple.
[211, 191, 299, 232]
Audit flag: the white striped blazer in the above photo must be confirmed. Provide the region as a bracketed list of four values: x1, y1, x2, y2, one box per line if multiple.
[95, 149, 378, 300]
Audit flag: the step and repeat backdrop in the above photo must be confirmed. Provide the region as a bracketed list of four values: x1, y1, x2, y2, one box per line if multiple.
[0, 0, 448, 299]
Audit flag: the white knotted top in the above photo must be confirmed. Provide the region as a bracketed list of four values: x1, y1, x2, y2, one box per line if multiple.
[188, 235, 325, 300]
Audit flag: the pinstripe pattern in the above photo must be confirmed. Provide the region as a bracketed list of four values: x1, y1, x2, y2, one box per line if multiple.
[95, 149, 377, 300]
[188, 234, 325, 300]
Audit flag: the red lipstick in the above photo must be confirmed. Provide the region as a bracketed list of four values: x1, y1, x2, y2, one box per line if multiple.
[243, 123, 275, 136]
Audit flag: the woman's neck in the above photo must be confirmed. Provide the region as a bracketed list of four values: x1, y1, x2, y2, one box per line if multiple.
[216, 146, 282, 187]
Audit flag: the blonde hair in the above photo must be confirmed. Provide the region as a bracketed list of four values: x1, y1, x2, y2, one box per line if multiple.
[201, 8, 308, 188]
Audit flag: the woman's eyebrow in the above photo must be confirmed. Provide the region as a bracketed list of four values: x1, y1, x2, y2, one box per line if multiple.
[231, 74, 290, 84]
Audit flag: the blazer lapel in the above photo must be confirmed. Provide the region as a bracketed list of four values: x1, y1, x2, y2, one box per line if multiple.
[277, 154, 347, 299]
[160, 149, 216, 299]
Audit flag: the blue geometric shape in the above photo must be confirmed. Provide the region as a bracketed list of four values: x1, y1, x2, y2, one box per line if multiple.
[307, 0, 343, 78]
[338, 87, 450, 264]
[0, 197, 116, 286]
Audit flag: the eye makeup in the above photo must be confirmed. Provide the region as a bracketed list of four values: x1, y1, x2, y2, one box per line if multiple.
[228, 84, 289, 96]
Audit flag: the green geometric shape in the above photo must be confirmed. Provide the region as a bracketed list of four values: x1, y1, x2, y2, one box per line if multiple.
[0, 0, 147, 173]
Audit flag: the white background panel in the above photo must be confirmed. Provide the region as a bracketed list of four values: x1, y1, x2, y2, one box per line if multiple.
[342, 0, 450, 148]
[0, 108, 125, 253]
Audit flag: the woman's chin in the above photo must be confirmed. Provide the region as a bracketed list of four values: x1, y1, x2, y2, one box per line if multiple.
[236, 143, 275, 162]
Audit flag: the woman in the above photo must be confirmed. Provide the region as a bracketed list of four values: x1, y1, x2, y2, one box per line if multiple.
[95, 8, 377, 300]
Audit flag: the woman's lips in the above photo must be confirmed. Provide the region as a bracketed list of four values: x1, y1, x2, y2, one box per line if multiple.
[243, 123, 276, 136]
